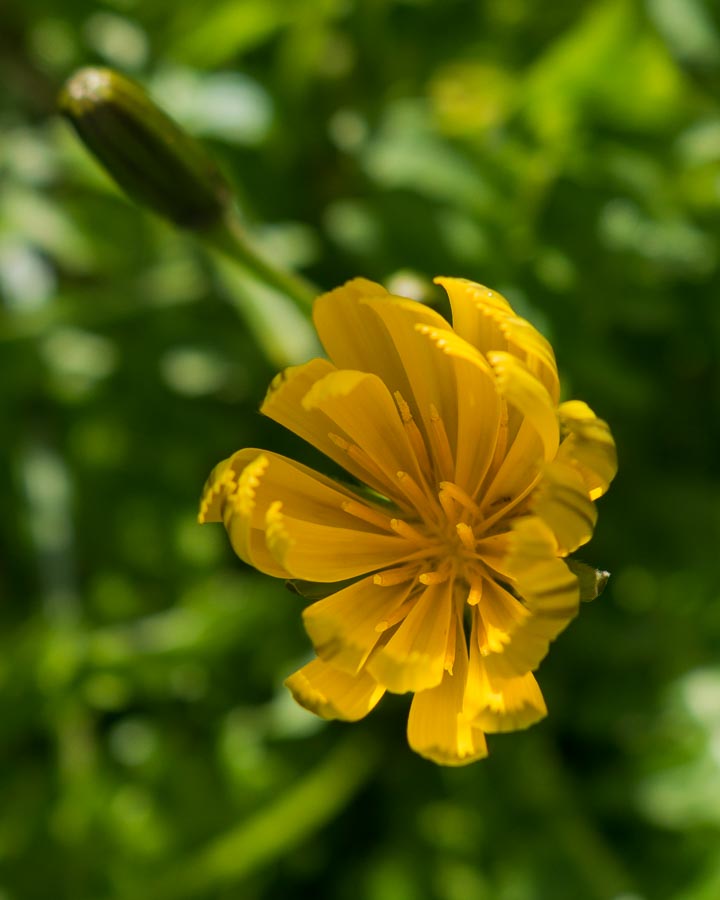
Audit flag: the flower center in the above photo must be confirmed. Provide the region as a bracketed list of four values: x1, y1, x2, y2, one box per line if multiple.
[342, 392, 514, 595]
[410, 479, 488, 588]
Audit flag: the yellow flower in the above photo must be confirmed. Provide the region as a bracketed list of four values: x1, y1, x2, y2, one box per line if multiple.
[199, 277, 617, 765]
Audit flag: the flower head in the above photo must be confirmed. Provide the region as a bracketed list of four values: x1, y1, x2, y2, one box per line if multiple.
[199, 277, 617, 765]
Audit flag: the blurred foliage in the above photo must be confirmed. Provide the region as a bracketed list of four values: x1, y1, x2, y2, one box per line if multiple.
[2, 0, 720, 898]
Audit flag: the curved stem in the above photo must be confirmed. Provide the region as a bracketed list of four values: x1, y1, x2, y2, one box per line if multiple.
[518, 733, 637, 899]
[147, 732, 379, 898]
[204, 209, 317, 313]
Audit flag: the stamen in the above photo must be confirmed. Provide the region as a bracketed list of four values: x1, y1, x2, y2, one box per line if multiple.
[456, 522, 476, 552]
[330, 432, 387, 483]
[373, 563, 420, 586]
[439, 481, 481, 517]
[394, 390, 433, 475]
[429, 404, 455, 481]
[419, 570, 450, 585]
[328, 432, 349, 450]
[390, 517, 432, 544]
[444, 612, 457, 673]
[438, 487, 456, 523]
[395, 470, 434, 518]
[346, 445, 387, 482]
[472, 606, 491, 657]
[467, 579, 482, 606]
[375, 594, 418, 632]
[487, 401, 508, 480]
[342, 499, 394, 531]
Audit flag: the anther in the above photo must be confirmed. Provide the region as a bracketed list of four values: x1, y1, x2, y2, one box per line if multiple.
[429, 403, 455, 481]
[439, 481, 481, 517]
[394, 390, 433, 475]
[444, 614, 457, 673]
[467, 581, 482, 606]
[329, 432, 388, 483]
[376, 595, 417, 632]
[438, 487, 456, 523]
[373, 564, 419, 586]
[396, 470, 431, 513]
[342, 500, 393, 531]
[456, 522, 476, 551]
[394, 391, 412, 423]
[390, 518, 431, 543]
[419, 570, 449, 585]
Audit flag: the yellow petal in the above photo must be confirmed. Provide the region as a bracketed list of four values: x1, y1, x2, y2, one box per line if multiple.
[532, 460, 598, 555]
[474, 532, 511, 575]
[303, 575, 415, 675]
[209, 449, 414, 579]
[221, 453, 289, 577]
[265, 500, 417, 582]
[407, 622, 488, 766]
[465, 634, 547, 733]
[413, 324, 502, 497]
[311, 277, 392, 374]
[476, 577, 530, 654]
[313, 278, 450, 405]
[479, 580, 557, 678]
[486, 351, 559, 460]
[357, 295, 460, 471]
[478, 671, 546, 733]
[479, 414, 543, 514]
[511, 517, 580, 613]
[261, 357, 394, 495]
[436, 277, 560, 403]
[497, 516, 580, 645]
[477, 515, 581, 683]
[285, 658, 385, 721]
[301, 368, 427, 503]
[316, 283, 473, 481]
[367, 580, 453, 693]
[556, 400, 618, 500]
[198, 455, 240, 524]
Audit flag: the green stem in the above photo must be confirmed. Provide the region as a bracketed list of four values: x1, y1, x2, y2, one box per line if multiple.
[520, 733, 636, 899]
[147, 732, 378, 898]
[204, 209, 317, 314]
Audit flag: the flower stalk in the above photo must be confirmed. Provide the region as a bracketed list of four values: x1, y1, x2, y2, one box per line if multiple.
[203, 210, 316, 311]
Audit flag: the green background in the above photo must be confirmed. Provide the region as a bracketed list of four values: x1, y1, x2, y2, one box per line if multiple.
[2, 0, 720, 897]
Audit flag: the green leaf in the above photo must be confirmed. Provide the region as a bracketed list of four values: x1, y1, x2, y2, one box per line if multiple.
[566, 559, 610, 602]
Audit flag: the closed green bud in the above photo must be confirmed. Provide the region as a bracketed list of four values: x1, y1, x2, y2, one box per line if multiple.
[59, 67, 232, 230]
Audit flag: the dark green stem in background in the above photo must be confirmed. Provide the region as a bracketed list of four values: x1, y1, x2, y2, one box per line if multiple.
[204, 210, 317, 312]
[519, 734, 637, 900]
[147, 733, 378, 899]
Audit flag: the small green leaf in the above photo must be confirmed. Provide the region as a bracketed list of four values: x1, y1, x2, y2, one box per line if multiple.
[566, 559, 610, 601]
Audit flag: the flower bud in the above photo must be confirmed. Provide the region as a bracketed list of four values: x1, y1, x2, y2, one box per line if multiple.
[59, 67, 232, 230]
